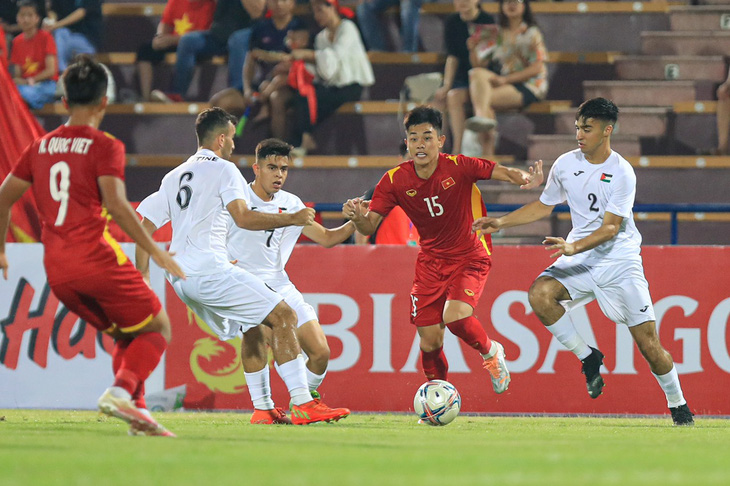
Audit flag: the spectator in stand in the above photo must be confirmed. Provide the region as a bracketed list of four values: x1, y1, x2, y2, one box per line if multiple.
[715, 67, 730, 156]
[1, 0, 31, 37]
[432, 0, 495, 155]
[44, 0, 102, 72]
[355, 141, 419, 246]
[284, 0, 374, 154]
[464, 0, 547, 157]
[10, 0, 58, 110]
[135, 0, 215, 102]
[357, 0, 422, 53]
[209, 0, 308, 140]
[152, 0, 266, 103]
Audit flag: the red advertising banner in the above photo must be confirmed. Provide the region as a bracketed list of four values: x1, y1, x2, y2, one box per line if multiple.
[165, 246, 730, 416]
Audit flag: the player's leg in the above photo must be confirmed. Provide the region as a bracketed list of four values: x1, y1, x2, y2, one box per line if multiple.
[629, 320, 690, 425]
[467, 68, 497, 126]
[598, 262, 693, 425]
[241, 325, 291, 425]
[297, 319, 330, 393]
[262, 302, 349, 424]
[529, 269, 604, 398]
[417, 323, 448, 380]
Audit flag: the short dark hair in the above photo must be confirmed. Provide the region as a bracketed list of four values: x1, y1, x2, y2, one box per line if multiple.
[195, 107, 237, 145]
[404, 105, 443, 134]
[17, 0, 41, 16]
[62, 55, 108, 106]
[576, 97, 619, 126]
[255, 138, 293, 162]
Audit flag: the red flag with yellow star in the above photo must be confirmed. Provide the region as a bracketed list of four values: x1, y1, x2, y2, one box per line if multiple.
[0, 62, 43, 242]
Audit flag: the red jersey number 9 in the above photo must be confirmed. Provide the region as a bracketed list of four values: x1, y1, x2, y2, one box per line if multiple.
[49, 161, 70, 226]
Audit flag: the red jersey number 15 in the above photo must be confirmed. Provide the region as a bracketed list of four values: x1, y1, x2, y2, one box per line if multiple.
[424, 196, 444, 217]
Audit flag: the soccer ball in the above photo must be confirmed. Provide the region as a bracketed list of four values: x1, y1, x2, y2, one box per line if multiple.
[413, 379, 461, 426]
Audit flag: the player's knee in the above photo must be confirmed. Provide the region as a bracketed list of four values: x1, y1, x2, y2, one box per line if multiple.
[419, 334, 444, 352]
[265, 301, 297, 329]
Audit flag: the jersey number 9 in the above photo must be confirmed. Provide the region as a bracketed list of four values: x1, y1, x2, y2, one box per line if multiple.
[49, 161, 70, 226]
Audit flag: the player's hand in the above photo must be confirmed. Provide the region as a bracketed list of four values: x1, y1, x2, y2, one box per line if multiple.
[151, 250, 186, 279]
[472, 217, 501, 234]
[543, 236, 576, 258]
[343, 198, 363, 221]
[0, 252, 8, 280]
[520, 159, 544, 190]
[291, 207, 316, 226]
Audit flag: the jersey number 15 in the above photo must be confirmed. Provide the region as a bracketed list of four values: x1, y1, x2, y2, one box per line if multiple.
[424, 196, 444, 217]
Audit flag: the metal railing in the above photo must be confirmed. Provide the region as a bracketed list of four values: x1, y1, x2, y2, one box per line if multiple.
[314, 203, 730, 245]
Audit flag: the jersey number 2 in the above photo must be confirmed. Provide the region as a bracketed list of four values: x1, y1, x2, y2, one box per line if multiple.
[49, 161, 70, 226]
[588, 193, 599, 212]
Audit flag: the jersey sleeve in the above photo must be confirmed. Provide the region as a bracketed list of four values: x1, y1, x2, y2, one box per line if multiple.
[11, 142, 35, 183]
[539, 160, 565, 206]
[368, 170, 399, 217]
[96, 135, 126, 180]
[219, 163, 248, 207]
[605, 165, 636, 218]
[460, 154, 495, 180]
[137, 190, 170, 228]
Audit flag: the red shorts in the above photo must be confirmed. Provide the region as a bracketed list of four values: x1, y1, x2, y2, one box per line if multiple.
[50, 261, 162, 333]
[409, 253, 491, 327]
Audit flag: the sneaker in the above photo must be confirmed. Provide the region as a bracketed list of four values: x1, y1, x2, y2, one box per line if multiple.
[670, 403, 694, 426]
[581, 347, 605, 399]
[98, 387, 173, 436]
[290, 400, 350, 425]
[129, 420, 177, 437]
[310, 390, 321, 401]
[482, 341, 511, 394]
[251, 408, 293, 425]
[150, 89, 183, 103]
[464, 116, 497, 132]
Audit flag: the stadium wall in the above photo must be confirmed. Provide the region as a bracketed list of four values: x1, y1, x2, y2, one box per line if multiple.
[1, 244, 729, 416]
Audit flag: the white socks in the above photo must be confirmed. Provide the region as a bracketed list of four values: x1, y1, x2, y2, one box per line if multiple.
[244, 366, 275, 410]
[546, 318, 591, 360]
[277, 355, 312, 406]
[306, 368, 326, 392]
[653, 366, 686, 408]
[481, 341, 498, 360]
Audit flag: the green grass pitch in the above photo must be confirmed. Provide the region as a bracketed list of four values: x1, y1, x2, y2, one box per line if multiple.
[1, 410, 728, 486]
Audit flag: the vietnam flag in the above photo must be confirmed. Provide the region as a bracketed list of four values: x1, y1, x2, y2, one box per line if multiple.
[0, 62, 44, 242]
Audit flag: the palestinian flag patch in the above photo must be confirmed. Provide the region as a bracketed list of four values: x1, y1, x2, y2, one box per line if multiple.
[600, 173, 613, 183]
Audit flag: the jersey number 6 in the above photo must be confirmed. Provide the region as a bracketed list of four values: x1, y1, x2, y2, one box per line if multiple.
[176, 171, 194, 209]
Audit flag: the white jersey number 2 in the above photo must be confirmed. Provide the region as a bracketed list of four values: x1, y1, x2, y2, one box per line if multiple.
[49, 161, 70, 226]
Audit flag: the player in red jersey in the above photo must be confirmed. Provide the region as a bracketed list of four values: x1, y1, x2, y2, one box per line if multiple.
[0, 55, 185, 436]
[344, 105, 543, 395]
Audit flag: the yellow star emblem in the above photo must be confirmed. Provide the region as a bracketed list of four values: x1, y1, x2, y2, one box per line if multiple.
[23, 56, 39, 76]
[174, 13, 194, 36]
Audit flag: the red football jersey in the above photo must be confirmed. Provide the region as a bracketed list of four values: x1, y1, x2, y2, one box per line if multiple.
[12, 125, 128, 285]
[10, 30, 58, 81]
[369, 153, 494, 260]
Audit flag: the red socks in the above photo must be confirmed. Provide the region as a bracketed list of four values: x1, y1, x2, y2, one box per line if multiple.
[446, 316, 491, 355]
[112, 332, 167, 403]
[421, 347, 449, 380]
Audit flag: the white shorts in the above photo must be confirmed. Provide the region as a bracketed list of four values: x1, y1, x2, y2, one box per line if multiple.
[267, 278, 318, 328]
[169, 266, 283, 340]
[539, 257, 656, 327]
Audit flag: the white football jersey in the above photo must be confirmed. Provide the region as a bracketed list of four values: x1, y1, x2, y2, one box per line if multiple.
[540, 149, 642, 265]
[137, 149, 248, 276]
[227, 184, 306, 281]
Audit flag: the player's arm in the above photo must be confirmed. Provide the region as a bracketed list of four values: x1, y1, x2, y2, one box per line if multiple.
[98, 176, 185, 279]
[46, 7, 86, 31]
[134, 217, 159, 283]
[490, 160, 544, 190]
[473, 199, 554, 235]
[344, 198, 383, 236]
[544, 211, 623, 259]
[31, 54, 56, 83]
[227, 198, 315, 230]
[301, 220, 357, 248]
[0, 175, 32, 279]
